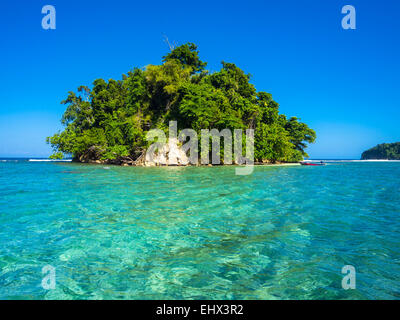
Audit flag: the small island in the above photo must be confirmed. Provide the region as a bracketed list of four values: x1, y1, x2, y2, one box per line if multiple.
[47, 43, 316, 166]
[361, 142, 400, 160]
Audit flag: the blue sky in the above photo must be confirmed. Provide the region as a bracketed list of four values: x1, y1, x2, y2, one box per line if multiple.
[0, 0, 399, 158]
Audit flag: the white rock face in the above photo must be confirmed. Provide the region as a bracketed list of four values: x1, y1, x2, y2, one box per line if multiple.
[145, 138, 189, 166]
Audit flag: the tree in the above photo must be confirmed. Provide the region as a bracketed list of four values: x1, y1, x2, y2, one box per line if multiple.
[47, 42, 316, 164]
[284, 117, 316, 157]
[163, 42, 207, 74]
[49, 152, 63, 160]
[361, 142, 400, 160]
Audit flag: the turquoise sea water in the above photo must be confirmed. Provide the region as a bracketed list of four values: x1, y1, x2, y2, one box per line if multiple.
[0, 160, 399, 299]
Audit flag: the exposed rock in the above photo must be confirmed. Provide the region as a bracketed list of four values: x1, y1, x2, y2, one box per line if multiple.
[145, 138, 189, 166]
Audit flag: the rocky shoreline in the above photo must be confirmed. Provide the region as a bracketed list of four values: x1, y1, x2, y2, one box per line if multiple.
[73, 157, 300, 167]
[72, 138, 301, 167]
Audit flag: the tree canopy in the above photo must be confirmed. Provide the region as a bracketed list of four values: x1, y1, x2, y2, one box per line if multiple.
[361, 142, 400, 160]
[47, 42, 316, 164]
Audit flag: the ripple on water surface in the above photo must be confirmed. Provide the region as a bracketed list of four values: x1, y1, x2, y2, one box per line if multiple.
[0, 162, 399, 299]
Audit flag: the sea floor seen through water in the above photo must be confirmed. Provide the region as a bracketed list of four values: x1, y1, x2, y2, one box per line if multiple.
[0, 160, 399, 299]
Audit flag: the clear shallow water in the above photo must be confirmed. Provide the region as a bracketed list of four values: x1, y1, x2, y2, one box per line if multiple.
[0, 161, 399, 300]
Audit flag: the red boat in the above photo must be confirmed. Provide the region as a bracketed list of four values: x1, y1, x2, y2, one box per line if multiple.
[300, 161, 326, 166]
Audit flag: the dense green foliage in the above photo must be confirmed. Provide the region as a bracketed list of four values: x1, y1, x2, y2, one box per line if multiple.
[47, 43, 316, 164]
[361, 142, 400, 160]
